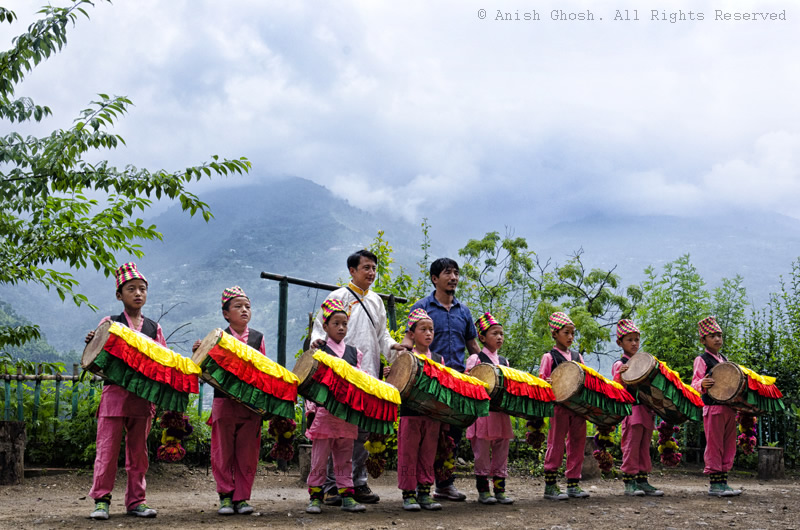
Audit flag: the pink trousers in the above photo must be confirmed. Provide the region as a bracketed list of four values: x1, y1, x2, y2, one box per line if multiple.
[397, 416, 440, 491]
[703, 405, 737, 474]
[89, 415, 152, 510]
[544, 405, 586, 478]
[471, 438, 510, 478]
[210, 403, 262, 501]
[620, 421, 653, 475]
[308, 438, 354, 489]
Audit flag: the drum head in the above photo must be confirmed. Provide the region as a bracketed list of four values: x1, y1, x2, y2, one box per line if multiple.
[708, 362, 744, 403]
[468, 363, 498, 397]
[81, 320, 114, 370]
[621, 352, 657, 385]
[385, 352, 418, 398]
[293, 349, 319, 385]
[190, 328, 224, 366]
[550, 361, 584, 403]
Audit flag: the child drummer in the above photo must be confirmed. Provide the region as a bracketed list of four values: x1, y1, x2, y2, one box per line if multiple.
[465, 312, 514, 505]
[538, 311, 589, 500]
[85, 263, 163, 520]
[611, 319, 663, 496]
[305, 299, 367, 514]
[691, 316, 742, 497]
[192, 286, 265, 515]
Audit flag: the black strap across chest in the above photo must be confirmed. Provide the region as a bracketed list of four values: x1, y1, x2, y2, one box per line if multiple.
[478, 351, 509, 367]
[550, 348, 577, 369]
[322, 343, 359, 367]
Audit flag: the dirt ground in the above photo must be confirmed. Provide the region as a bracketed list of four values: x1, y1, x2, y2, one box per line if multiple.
[1, 463, 798, 530]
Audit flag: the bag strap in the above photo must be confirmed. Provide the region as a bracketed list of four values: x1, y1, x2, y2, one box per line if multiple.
[346, 286, 377, 329]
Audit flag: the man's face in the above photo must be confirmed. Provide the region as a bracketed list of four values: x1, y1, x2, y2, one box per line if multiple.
[432, 267, 459, 294]
[349, 256, 377, 290]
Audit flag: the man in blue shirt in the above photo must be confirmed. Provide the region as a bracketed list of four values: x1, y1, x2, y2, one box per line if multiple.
[402, 257, 480, 501]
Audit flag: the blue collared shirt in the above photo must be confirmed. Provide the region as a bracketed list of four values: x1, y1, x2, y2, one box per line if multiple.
[410, 292, 477, 372]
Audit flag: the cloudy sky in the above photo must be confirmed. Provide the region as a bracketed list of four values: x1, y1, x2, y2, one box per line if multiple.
[3, 0, 800, 235]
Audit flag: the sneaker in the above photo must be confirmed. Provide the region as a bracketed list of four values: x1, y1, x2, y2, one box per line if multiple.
[340, 496, 366, 512]
[323, 492, 342, 506]
[433, 484, 467, 501]
[720, 484, 742, 497]
[217, 497, 234, 515]
[127, 503, 157, 518]
[624, 482, 645, 496]
[353, 484, 380, 504]
[494, 491, 514, 504]
[403, 496, 421, 511]
[90, 501, 110, 520]
[566, 486, 590, 498]
[543, 485, 568, 501]
[234, 501, 254, 514]
[417, 494, 442, 510]
[478, 491, 497, 504]
[708, 483, 725, 496]
[306, 499, 322, 514]
[637, 481, 664, 496]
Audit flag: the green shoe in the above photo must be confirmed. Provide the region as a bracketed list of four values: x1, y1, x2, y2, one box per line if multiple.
[543, 484, 568, 501]
[637, 481, 664, 496]
[90, 501, 110, 520]
[720, 484, 742, 497]
[566, 485, 590, 498]
[340, 496, 366, 512]
[127, 503, 157, 518]
[234, 500, 254, 514]
[306, 499, 322, 514]
[478, 491, 497, 505]
[494, 491, 514, 504]
[624, 481, 645, 496]
[403, 496, 421, 511]
[708, 483, 725, 496]
[218, 497, 234, 515]
[417, 493, 441, 510]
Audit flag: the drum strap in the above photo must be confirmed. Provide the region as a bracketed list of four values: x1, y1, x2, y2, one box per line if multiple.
[110, 313, 158, 340]
[619, 355, 629, 364]
[478, 352, 509, 367]
[700, 351, 727, 406]
[549, 348, 578, 369]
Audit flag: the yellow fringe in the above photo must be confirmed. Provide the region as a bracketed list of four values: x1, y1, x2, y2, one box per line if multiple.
[497, 365, 552, 389]
[109, 322, 201, 375]
[217, 331, 299, 385]
[578, 362, 626, 391]
[738, 365, 776, 386]
[413, 353, 490, 389]
[653, 356, 702, 398]
[312, 350, 401, 404]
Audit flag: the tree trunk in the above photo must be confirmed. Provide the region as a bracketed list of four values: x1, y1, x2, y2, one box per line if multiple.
[298, 443, 312, 483]
[581, 435, 601, 479]
[0, 421, 26, 485]
[757, 446, 784, 480]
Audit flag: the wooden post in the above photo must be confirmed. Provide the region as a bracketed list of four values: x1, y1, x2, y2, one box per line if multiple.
[581, 435, 601, 479]
[198, 382, 203, 416]
[32, 364, 42, 428]
[71, 364, 79, 418]
[298, 443, 312, 482]
[16, 367, 23, 422]
[277, 278, 288, 367]
[3, 374, 10, 421]
[757, 446, 785, 480]
[0, 421, 26, 485]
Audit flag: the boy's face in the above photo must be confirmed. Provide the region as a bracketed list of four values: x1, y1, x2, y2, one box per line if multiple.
[552, 324, 575, 351]
[617, 333, 640, 357]
[413, 319, 435, 349]
[349, 256, 377, 291]
[223, 296, 251, 329]
[116, 279, 147, 310]
[480, 325, 504, 353]
[700, 332, 723, 353]
[323, 312, 349, 343]
[432, 267, 459, 294]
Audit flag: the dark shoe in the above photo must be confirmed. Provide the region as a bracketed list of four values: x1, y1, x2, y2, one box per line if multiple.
[353, 484, 380, 504]
[434, 484, 467, 501]
[323, 492, 342, 506]
[234, 500, 254, 514]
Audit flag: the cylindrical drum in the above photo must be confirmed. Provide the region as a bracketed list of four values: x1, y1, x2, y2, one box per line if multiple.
[468, 363, 555, 420]
[550, 361, 634, 428]
[192, 328, 298, 419]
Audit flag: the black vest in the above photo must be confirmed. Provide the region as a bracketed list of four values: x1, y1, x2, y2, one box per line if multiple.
[214, 327, 265, 399]
[106, 313, 158, 388]
[322, 343, 359, 367]
[478, 351, 509, 367]
[549, 348, 579, 369]
[400, 351, 444, 417]
[700, 351, 727, 406]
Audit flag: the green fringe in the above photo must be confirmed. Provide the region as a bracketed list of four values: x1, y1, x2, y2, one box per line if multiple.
[411, 370, 490, 419]
[576, 387, 632, 418]
[95, 351, 188, 412]
[649, 372, 703, 422]
[495, 371, 554, 419]
[203, 358, 295, 419]
[743, 389, 786, 414]
[304, 381, 395, 435]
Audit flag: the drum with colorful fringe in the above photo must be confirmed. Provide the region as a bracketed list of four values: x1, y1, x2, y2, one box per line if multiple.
[707, 362, 785, 415]
[550, 361, 635, 428]
[385, 351, 490, 428]
[293, 349, 401, 435]
[468, 363, 555, 420]
[82, 320, 200, 412]
[621, 352, 703, 424]
[191, 329, 299, 419]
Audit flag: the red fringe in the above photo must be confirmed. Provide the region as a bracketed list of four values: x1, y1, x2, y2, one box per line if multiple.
[583, 371, 635, 403]
[208, 345, 297, 402]
[105, 335, 198, 394]
[747, 376, 783, 399]
[312, 365, 398, 422]
[657, 363, 704, 407]
[503, 378, 556, 402]
[421, 361, 490, 401]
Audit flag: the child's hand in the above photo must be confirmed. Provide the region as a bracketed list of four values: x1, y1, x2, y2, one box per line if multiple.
[618, 365, 629, 374]
[85, 330, 95, 344]
[309, 338, 326, 350]
[390, 343, 409, 353]
[191, 340, 201, 353]
[701, 377, 715, 389]
[383, 365, 392, 378]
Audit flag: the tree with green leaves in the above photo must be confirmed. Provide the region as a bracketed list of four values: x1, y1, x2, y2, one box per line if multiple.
[0, 1, 250, 352]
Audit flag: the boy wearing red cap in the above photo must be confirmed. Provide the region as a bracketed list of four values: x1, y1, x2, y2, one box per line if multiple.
[85, 263, 164, 520]
[691, 316, 742, 497]
[192, 286, 266, 515]
[611, 319, 663, 497]
[538, 311, 588, 500]
[466, 312, 514, 505]
[305, 299, 368, 514]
